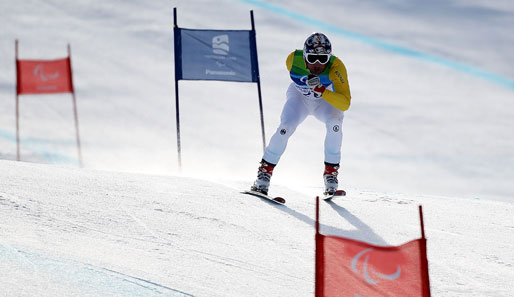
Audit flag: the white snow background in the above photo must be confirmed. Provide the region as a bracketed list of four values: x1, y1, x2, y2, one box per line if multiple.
[1, 0, 514, 296]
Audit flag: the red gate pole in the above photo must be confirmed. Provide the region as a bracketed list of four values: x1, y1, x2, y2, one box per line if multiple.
[67, 44, 83, 167]
[315, 196, 324, 297]
[15, 40, 20, 161]
[419, 205, 432, 297]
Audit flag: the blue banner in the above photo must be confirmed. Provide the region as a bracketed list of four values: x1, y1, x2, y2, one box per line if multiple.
[174, 28, 259, 82]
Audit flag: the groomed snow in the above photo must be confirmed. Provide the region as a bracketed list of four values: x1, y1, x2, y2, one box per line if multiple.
[1, 160, 513, 296]
[1, 0, 514, 296]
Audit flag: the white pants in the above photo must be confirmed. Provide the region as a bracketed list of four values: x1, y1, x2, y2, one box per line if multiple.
[263, 83, 345, 165]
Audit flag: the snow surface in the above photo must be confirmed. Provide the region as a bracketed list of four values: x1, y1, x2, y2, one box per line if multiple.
[1, 0, 514, 296]
[1, 161, 514, 296]
[1, 0, 514, 201]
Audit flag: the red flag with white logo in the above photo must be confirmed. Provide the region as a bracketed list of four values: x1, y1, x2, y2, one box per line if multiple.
[315, 199, 431, 297]
[16, 58, 74, 95]
[316, 235, 430, 297]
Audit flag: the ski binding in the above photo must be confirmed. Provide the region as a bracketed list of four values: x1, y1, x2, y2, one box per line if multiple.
[323, 189, 346, 200]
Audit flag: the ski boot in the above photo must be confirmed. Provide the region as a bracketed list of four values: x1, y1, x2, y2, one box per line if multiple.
[323, 162, 339, 195]
[250, 159, 276, 195]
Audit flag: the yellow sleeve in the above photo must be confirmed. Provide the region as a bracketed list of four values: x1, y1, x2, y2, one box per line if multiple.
[321, 58, 351, 111]
[286, 51, 295, 71]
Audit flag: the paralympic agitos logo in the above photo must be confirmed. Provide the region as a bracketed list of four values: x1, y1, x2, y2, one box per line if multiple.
[34, 64, 60, 82]
[351, 248, 402, 285]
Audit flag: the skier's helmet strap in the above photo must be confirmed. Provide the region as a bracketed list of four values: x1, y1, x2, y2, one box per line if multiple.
[303, 33, 332, 57]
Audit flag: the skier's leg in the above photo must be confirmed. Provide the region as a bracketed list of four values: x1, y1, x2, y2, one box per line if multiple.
[252, 84, 309, 193]
[313, 101, 344, 164]
[314, 101, 344, 194]
[262, 84, 309, 164]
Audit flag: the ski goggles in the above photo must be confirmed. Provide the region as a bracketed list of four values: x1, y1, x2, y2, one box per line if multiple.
[304, 53, 331, 64]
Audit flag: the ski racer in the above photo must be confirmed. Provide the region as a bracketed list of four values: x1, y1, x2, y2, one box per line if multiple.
[251, 32, 352, 196]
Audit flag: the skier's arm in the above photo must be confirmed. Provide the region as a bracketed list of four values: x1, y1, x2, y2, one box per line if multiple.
[286, 51, 295, 70]
[322, 59, 351, 111]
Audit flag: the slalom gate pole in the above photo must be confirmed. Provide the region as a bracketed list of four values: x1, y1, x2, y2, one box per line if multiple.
[250, 10, 266, 153]
[15, 94, 20, 161]
[315, 196, 324, 297]
[175, 79, 182, 171]
[68, 44, 84, 167]
[419, 205, 432, 297]
[15, 40, 20, 161]
[173, 7, 182, 171]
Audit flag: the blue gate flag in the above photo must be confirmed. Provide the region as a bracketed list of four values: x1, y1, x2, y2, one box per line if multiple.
[174, 28, 259, 82]
[172, 8, 266, 171]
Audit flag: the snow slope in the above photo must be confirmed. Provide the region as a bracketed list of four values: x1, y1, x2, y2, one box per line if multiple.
[1, 0, 514, 201]
[1, 0, 514, 296]
[1, 160, 513, 296]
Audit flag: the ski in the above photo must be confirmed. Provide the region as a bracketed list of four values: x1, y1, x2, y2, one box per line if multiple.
[242, 190, 286, 205]
[323, 189, 346, 201]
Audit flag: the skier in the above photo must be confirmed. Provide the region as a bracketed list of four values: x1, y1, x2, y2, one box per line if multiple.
[251, 32, 351, 196]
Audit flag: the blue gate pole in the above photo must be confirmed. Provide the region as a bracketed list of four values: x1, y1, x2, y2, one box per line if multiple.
[250, 10, 266, 153]
[173, 7, 182, 171]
